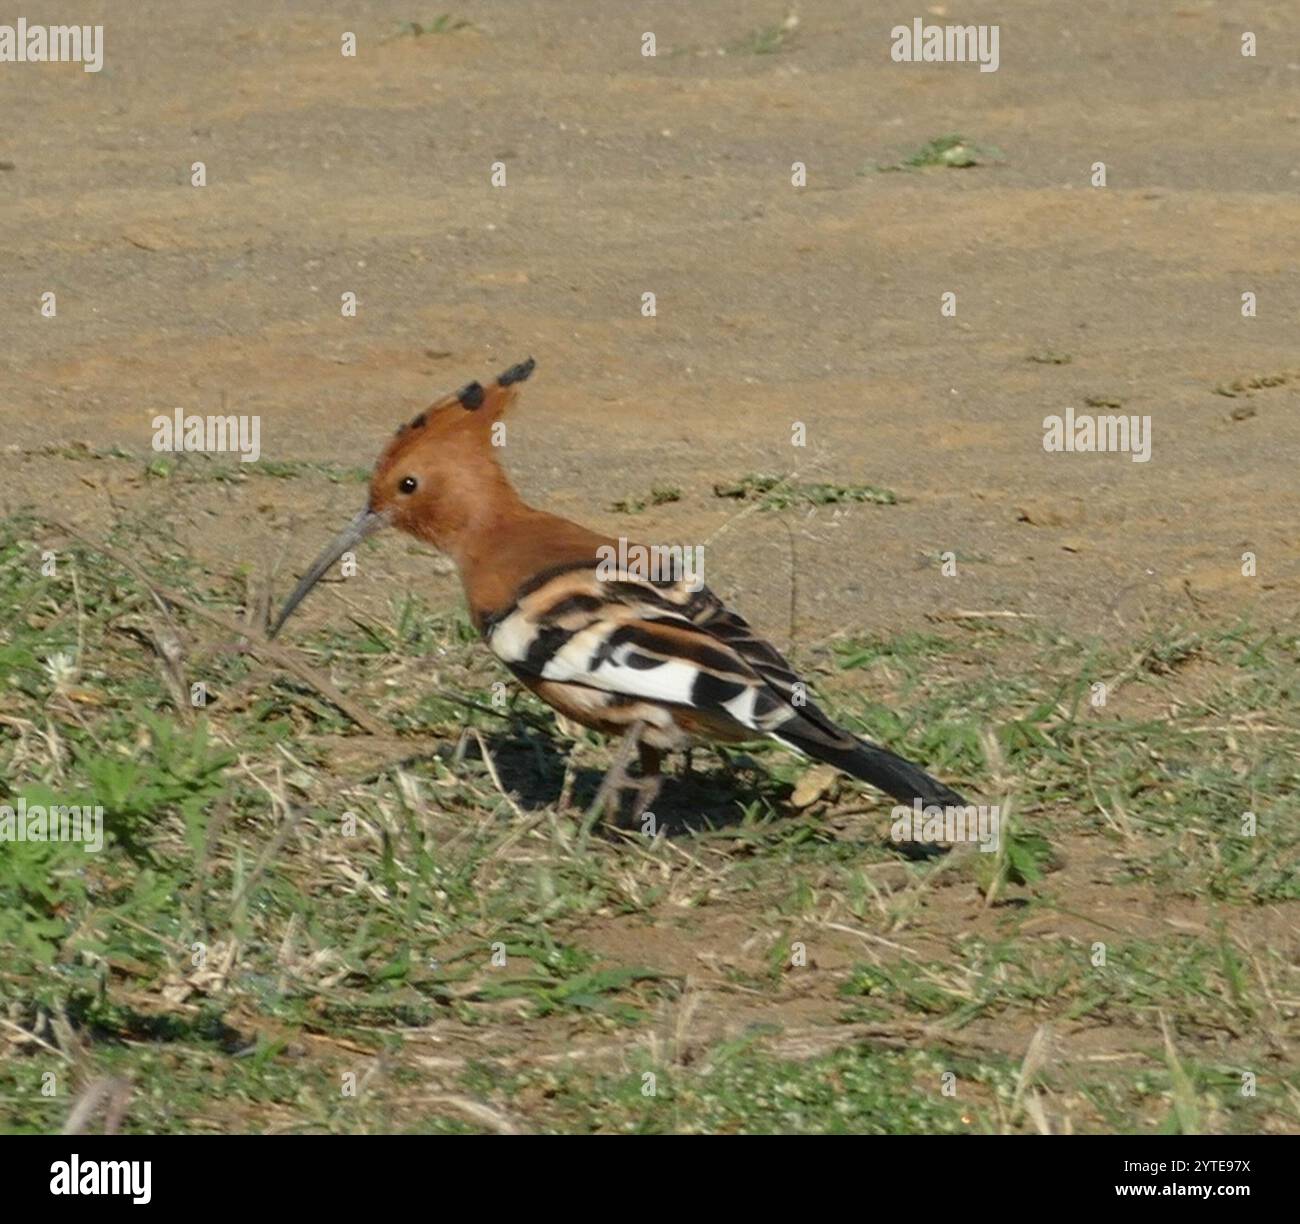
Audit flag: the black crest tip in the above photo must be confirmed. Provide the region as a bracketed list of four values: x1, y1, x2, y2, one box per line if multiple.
[457, 380, 486, 410]
[497, 356, 536, 387]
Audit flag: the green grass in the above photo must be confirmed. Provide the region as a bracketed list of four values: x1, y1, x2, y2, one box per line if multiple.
[463, 1041, 1011, 1134]
[832, 630, 956, 671]
[728, 19, 798, 56]
[868, 134, 1002, 173]
[19, 442, 370, 485]
[0, 512, 1296, 1134]
[610, 486, 682, 514]
[713, 473, 898, 510]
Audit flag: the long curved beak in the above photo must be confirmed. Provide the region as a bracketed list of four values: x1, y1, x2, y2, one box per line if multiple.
[268, 507, 388, 639]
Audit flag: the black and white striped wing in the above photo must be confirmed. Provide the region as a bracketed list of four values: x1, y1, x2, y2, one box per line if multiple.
[483, 565, 852, 747]
[482, 565, 969, 808]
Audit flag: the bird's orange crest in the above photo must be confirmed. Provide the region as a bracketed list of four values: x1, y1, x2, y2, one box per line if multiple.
[268, 357, 537, 638]
[368, 356, 535, 545]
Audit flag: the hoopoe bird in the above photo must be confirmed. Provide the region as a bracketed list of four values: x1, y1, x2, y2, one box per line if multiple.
[270, 359, 969, 823]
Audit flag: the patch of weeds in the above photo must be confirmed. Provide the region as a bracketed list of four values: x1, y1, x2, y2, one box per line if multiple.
[387, 15, 471, 40]
[728, 16, 799, 56]
[833, 631, 956, 671]
[0, 801, 95, 968]
[713, 473, 897, 510]
[458, 938, 670, 1023]
[971, 815, 1055, 891]
[486, 1038, 1008, 1134]
[27, 442, 134, 462]
[141, 455, 369, 485]
[1212, 373, 1291, 398]
[842, 935, 1256, 1036]
[610, 486, 682, 514]
[79, 714, 234, 864]
[872, 134, 1001, 172]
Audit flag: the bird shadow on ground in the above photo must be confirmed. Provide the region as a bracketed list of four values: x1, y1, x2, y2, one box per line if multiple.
[479, 731, 792, 835]
[477, 731, 939, 858]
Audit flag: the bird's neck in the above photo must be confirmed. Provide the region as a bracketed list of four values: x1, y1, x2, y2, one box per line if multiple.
[425, 464, 530, 567]
[442, 474, 616, 629]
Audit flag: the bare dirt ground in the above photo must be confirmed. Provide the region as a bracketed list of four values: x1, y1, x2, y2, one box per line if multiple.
[5, 0, 1299, 636]
[1, 1, 1297, 1135]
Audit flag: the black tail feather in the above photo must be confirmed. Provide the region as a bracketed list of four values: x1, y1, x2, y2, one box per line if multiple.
[780, 733, 968, 808]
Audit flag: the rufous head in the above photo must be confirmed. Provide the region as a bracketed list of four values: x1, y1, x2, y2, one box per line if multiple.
[269, 357, 534, 638]
[369, 355, 533, 542]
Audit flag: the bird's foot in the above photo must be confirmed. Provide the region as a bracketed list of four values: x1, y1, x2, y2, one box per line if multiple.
[624, 772, 663, 831]
[584, 722, 668, 832]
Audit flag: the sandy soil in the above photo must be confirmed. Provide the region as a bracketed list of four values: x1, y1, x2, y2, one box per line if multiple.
[2, 0, 1296, 649]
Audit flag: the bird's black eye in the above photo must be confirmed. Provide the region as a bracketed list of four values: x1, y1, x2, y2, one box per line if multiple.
[399, 476, 418, 494]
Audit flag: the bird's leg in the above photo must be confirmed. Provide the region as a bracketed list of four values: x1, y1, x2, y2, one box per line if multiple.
[628, 743, 664, 828]
[586, 720, 647, 826]
[556, 751, 577, 813]
[451, 726, 473, 767]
